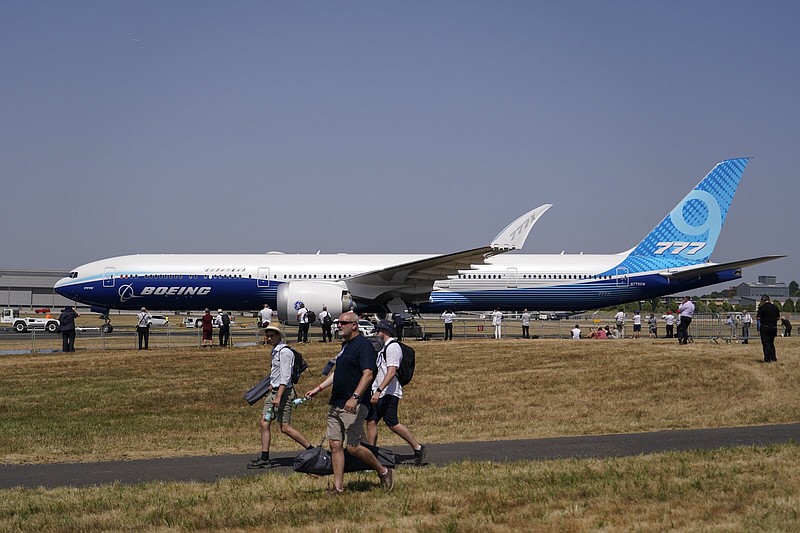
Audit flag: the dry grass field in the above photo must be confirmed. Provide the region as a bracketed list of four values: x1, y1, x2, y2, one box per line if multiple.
[2, 336, 799, 531]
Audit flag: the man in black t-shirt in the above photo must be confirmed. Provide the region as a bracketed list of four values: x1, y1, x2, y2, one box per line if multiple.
[305, 311, 394, 493]
[756, 295, 779, 362]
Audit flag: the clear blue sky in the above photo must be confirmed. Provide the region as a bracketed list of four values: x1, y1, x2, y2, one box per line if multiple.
[1, 1, 797, 288]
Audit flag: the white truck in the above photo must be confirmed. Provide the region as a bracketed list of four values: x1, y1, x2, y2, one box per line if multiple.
[2, 308, 60, 333]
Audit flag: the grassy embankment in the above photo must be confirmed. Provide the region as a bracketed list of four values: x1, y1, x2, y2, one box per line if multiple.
[2, 337, 799, 531]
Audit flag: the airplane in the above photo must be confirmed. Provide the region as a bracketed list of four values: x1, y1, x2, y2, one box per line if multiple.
[55, 158, 783, 332]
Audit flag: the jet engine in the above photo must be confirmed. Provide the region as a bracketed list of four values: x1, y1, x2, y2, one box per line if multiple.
[277, 281, 353, 325]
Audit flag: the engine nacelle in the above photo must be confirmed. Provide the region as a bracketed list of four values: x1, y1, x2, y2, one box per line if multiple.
[277, 281, 353, 325]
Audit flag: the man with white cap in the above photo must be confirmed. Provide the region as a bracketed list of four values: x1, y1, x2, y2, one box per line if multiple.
[367, 319, 427, 466]
[248, 324, 314, 469]
[136, 307, 152, 350]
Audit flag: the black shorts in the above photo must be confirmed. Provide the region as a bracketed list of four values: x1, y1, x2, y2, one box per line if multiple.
[366, 394, 400, 427]
[633, 324, 641, 332]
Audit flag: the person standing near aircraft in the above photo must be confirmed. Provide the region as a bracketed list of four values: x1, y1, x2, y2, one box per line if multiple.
[200, 308, 214, 347]
[441, 309, 455, 340]
[614, 310, 625, 338]
[676, 296, 695, 345]
[136, 307, 152, 350]
[296, 303, 309, 344]
[215, 309, 230, 347]
[741, 310, 752, 344]
[662, 311, 675, 338]
[248, 325, 313, 469]
[58, 306, 79, 352]
[756, 295, 779, 362]
[318, 305, 333, 342]
[648, 314, 658, 338]
[366, 320, 427, 466]
[632, 311, 642, 339]
[491, 308, 503, 339]
[259, 304, 273, 345]
[393, 313, 405, 341]
[304, 311, 394, 493]
[521, 309, 531, 339]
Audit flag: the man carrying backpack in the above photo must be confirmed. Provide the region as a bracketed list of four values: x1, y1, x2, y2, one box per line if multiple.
[215, 309, 231, 347]
[366, 320, 427, 466]
[319, 305, 334, 342]
[248, 325, 314, 469]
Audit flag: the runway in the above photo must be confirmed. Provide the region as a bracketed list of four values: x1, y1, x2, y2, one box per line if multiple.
[2, 423, 798, 490]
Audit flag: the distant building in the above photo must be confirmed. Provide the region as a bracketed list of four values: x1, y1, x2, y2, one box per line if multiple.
[0, 269, 75, 310]
[735, 276, 790, 306]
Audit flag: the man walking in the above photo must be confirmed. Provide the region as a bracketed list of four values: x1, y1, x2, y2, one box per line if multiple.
[248, 325, 313, 469]
[366, 320, 427, 465]
[756, 295, 779, 362]
[305, 311, 394, 494]
[136, 307, 151, 350]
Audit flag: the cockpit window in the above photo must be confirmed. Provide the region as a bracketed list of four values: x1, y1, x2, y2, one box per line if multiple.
[68, 272, 78, 278]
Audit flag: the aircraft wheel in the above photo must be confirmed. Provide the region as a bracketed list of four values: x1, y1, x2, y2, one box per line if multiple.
[102, 324, 113, 334]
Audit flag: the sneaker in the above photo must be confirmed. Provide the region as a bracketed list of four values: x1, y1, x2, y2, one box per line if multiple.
[413, 444, 428, 466]
[378, 467, 395, 492]
[247, 458, 275, 469]
[326, 486, 344, 495]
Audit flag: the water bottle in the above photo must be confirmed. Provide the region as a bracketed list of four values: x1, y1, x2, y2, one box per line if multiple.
[292, 397, 309, 407]
[264, 406, 274, 422]
[321, 359, 335, 376]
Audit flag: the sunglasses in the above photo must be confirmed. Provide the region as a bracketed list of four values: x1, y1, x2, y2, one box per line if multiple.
[337, 321, 355, 327]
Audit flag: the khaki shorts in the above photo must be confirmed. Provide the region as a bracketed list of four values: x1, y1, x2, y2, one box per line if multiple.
[262, 388, 295, 425]
[326, 404, 367, 446]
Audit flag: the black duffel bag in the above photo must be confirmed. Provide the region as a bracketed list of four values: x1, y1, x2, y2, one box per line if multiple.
[294, 439, 395, 476]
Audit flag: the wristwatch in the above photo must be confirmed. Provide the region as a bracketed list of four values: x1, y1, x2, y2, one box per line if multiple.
[351, 392, 360, 399]
[376, 387, 383, 393]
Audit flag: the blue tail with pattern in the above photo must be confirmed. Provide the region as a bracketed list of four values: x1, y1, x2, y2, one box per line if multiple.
[611, 158, 750, 274]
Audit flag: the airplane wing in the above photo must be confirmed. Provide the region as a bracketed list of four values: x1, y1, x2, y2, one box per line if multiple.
[345, 204, 552, 301]
[658, 255, 786, 279]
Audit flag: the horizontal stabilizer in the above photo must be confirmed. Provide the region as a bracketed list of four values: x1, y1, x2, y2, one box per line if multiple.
[659, 255, 785, 279]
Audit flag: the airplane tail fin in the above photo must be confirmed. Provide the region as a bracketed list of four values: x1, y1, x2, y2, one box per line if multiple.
[618, 158, 750, 272]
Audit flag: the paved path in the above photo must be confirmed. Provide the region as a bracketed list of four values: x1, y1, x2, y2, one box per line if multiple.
[2, 423, 798, 490]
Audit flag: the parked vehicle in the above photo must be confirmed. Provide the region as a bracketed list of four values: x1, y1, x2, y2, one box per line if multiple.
[2, 309, 59, 333]
[34, 307, 51, 314]
[148, 315, 169, 327]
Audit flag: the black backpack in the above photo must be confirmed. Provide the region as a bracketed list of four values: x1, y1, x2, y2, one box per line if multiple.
[306, 310, 316, 324]
[285, 347, 308, 384]
[221, 313, 231, 326]
[386, 340, 415, 386]
[323, 313, 333, 325]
